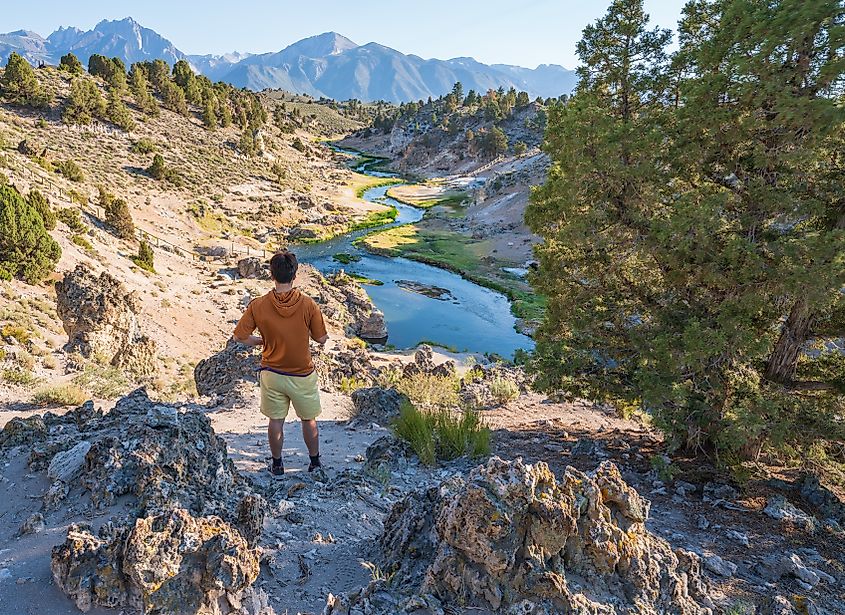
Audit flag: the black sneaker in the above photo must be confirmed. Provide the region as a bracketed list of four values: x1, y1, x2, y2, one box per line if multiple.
[308, 457, 322, 472]
[269, 460, 284, 477]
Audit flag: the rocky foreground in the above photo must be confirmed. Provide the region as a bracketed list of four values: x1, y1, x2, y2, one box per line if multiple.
[2, 373, 842, 614]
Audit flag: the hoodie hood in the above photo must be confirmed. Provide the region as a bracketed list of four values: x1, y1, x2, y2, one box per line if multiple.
[269, 288, 303, 317]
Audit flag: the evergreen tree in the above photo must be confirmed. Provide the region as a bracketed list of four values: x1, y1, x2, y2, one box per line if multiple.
[161, 80, 188, 115]
[147, 154, 167, 180]
[62, 77, 106, 125]
[480, 126, 508, 157]
[0, 184, 61, 283]
[129, 63, 159, 116]
[527, 0, 845, 457]
[516, 91, 531, 108]
[58, 53, 84, 75]
[133, 240, 155, 272]
[146, 59, 171, 93]
[202, 97, 218, 129]
[102, 191, 135, 240]
[26, 189, 55, 230]
[451, 82, 464, 105]
[87, 54, 112, 79]
[107, 88, 135, 132]
[1, 52, 50, 108]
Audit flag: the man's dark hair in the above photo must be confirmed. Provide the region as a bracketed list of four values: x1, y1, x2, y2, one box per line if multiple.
[270, 250, 298, 283]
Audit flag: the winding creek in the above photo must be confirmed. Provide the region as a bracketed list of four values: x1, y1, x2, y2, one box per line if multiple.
[295, 148, 534, 358]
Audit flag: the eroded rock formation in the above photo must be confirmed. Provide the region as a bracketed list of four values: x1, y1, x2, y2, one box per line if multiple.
[326, 457, 713, 615]
[55, 264, 159, 375]
[0, 389, 269, 614]
[194, 339, 261, 404]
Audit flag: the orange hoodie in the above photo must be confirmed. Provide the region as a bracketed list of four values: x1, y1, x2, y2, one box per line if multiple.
[234, 289, 327, 375]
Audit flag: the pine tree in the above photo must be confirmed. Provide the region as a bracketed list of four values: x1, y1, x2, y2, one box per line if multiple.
[527, 0, 845, 457]
[129, 64, 159, 116]
[0, 52, 50, 108]
[161, 80, 188, 116]
[0, 184, 61, 283]
[133, 240, 155, 272]
[104, 196, 135, 240]
[62, 77, 106, 125]
[26, 189, 55, 230]
[58, 53, 84, 75]
[107, 88, 135, 132]
[147, 154, 167, 180]
[202, 97, 218, 129]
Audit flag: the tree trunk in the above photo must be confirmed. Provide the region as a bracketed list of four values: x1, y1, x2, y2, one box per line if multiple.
[764, 297, 813, 383]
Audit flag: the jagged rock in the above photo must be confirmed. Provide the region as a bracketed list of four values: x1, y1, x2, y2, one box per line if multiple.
[47, 440, 91, 483]
[460, 363, 529, 408]
[237, 257, 267, 280]
[194, 339, 260, 404]
[329, 457, 712, 614]
[55, 265, 159, 376]
[358, 309, 387, 340]
[350, 387, 404, 425]
[703, 554, 737, 578]
[0, 415, 47, 447]
[52, 509, 260, 615]
[235, 494, 267, 548]
[313, 344, 379, 392]
[19, 512, 45, 536]
[764, 495, 818, 532]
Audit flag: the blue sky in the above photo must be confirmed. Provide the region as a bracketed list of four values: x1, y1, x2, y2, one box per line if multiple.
[4, 1, 687, 68]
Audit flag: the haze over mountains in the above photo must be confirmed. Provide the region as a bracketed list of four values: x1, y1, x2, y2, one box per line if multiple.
[0, 17, 577, 103]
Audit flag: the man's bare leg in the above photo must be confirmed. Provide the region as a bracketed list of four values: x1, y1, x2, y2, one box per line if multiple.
[268, 419, 284, 461]
[301, 419, 319, 457]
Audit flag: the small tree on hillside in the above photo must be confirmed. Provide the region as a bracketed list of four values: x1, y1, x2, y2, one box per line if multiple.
[0, 52, 50, 108]
[129, 63, 159, 116]
[161, 80, 188, 116]
[58, 53, 84, 75]
[132, 240, 155, 272]
[26, 189, 56, 230]
[147, 154, 167, 180]
[62, 77, 106, 125]
[104, 195, 135, 240]
[106, 88, 135, 132]
[202, 97, 217, 129]
[0, 184, 61, 283]
[480, 126, 508, 158]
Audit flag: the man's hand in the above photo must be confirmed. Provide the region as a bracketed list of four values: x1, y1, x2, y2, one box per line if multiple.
[314, 334, 329, 345]
[234, 334, 264, 347]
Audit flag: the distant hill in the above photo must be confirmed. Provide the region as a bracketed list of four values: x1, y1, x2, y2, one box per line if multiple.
[0, 18, 577, 103]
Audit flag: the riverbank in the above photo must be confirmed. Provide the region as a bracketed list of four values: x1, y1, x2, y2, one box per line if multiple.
[355, 220, 544, 335]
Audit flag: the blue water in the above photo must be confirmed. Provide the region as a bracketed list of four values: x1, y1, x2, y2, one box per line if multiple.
[295, 148, 534, 358]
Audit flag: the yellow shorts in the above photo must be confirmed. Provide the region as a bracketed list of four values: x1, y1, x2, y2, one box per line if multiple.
[259, 370, 322, 421]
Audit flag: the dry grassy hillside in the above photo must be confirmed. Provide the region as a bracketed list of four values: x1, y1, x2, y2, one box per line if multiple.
[0, 65, 390, 412]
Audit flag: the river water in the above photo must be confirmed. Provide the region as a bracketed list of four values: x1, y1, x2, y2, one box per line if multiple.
[295, 149, 534, 358]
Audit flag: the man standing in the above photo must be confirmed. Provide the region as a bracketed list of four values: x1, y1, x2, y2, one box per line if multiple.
[233, 250, 328, 476]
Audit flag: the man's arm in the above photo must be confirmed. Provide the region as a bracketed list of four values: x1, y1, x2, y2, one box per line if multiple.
[233, 302, 263, 347]
[233, 332, 264, 347]
[309, 301, 329, 345]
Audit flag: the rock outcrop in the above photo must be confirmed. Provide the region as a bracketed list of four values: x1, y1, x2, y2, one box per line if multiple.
[194, 339, 261, 404]
[350, 387, 406, 425]
[55, 264, 159, 375]
[52, 509, 263, 615]
[326, 457, 712, 614]
[1, 389, 269, 614]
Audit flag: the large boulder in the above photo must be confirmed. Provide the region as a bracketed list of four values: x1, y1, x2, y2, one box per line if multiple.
[326, 457, 712, 614]
[237, 257, 267, 280]
[55, 264, 159, 375]
[52, 508, 262, 615]
[358, 309, 387, 340]
[350, 387, 405, 425]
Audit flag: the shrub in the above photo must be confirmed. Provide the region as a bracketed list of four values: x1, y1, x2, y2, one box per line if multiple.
[72, 362, 130, 399]
[132, 240, 155, 272]
[147, 154, 166, 179]
[62, 77, 106, 125]
[1, 323, 30, 345]
[489, 375, 520, 405]
[0, 184, 61, 283]
[56, 207, 87, 233]
[58, 53, 84, 75]
[104, 197, 134, 240]
[27, 189, 55, 230]
[2, 367, 39, 386]
[71, 234, 94, 253]
[395, 372, 460, 410]
[291, 137, 307, 152]
[0, 52, 50, 108]
[33, 383, 87, 406]
[514, 141, 528, 156]
[130, 138, 156, 155]
[393, 400, 490, 466]
[54, 159, 84, 182]
[338, 375, 366, 394]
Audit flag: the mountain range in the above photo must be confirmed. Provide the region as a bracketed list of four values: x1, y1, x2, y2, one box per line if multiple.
[0, 18, 577, 103]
